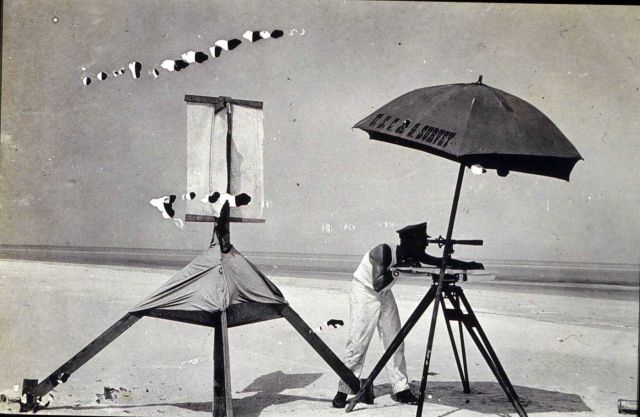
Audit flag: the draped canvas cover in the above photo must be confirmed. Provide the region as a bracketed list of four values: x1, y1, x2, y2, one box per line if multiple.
[131, 244, 285, 313]
[131, 214, 285, 313]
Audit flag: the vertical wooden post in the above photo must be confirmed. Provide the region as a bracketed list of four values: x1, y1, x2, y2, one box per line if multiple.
[213, 311, 233, 417]
[224, 98, 233, 195]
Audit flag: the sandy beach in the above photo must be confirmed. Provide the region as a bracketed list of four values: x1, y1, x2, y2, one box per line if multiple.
[0, 259, 637, 416]
[2, 2, 639, 416]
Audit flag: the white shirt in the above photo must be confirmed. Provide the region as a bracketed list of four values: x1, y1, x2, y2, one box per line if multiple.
[353, 244, 398, 292]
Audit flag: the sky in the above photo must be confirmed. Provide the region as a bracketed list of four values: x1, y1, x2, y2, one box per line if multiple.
[1, 1, 639, 266]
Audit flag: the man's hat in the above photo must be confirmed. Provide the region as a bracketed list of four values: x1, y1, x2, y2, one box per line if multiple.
[396, 222, 431, 239]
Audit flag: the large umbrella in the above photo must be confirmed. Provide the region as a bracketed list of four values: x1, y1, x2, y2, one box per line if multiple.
[346, 76, 581, 417]
[354, 75, 581, 180]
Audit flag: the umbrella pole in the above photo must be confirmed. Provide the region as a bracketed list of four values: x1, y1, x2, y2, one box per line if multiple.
[415, 163, 465, 417]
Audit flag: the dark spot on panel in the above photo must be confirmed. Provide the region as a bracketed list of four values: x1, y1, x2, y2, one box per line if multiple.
[211, 46, 222, 58]
[175, 60, 189, 71]
[189, 192, 196, 200]
[208, 192, 220, 203]
[271, 29, 284, 38]
[195, 51, 208, 63]
[227, 39, 241, 50]
[97, 72, 107, 81]
[83, 77, 91, 86]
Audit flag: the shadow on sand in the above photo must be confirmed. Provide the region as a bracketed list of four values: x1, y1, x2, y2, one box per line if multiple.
[355, 379, 591, 415]
[45, 371, 329, 417]
[44, 373, 590, 416]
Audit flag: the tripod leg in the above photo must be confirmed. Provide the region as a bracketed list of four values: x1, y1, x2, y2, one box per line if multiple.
[450, 290, 471, 393]
[278, 305, 360, 394]
[415, 280, 449, 417]
[457, 290, 520, 397]
[441, 294, 470, 393]
[443, 290, 471, 393]
[456, 289, 528, 417]
[457, 308, 470, 393]
[345, 284, 438, 413]
[31, 313, 142, 399]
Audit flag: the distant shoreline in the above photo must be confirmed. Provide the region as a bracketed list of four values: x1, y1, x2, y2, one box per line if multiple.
[1, 244, 638, 287]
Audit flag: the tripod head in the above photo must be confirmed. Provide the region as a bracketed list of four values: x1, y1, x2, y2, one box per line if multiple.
[432, 271, 467, 284]
[427, 235, 483, 255]
[392, 267, 468, 284]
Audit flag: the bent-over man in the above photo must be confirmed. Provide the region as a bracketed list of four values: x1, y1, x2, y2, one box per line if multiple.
[333, 222, 483, 408]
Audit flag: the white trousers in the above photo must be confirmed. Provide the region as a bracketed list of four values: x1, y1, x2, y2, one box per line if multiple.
[338, 280, 410, 394]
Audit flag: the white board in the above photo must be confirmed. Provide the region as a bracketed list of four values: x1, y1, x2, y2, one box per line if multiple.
[185, 96, 265, 222]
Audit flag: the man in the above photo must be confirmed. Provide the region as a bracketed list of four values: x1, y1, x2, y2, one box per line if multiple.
[333, 222, 483, 408]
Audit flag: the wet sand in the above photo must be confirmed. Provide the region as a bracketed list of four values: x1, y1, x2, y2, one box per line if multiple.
[0, 259, 637, 416]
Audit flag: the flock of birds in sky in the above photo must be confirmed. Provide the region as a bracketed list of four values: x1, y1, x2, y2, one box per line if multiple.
[82, 29, 295, 86]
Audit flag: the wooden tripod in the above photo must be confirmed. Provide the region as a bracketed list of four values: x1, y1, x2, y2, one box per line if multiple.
[22, 94, 361, 415]
[21, 303, 360, 417]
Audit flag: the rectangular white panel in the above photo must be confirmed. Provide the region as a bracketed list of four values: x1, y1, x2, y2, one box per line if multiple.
[186, 97, 265, 222]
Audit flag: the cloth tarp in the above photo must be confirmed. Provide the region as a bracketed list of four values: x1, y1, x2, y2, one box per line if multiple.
[131, 245, 286, 313]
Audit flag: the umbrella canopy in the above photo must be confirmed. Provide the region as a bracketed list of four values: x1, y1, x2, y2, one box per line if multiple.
[353, 76, 582, 180]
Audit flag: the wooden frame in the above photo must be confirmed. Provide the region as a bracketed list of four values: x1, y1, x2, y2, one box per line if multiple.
[23, 302, 360, 416]
[184, 95, 264, 109]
